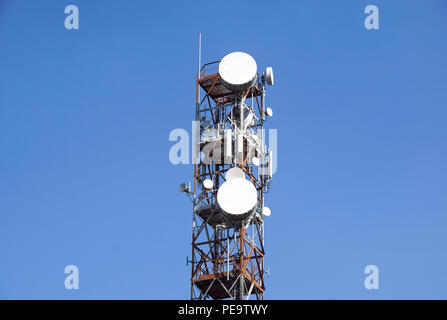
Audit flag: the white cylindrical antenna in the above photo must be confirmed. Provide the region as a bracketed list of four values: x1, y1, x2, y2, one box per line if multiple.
[235, 133, 243, 164]
[224, 129, 232, 163]
[264, 67, 274, 86]
[268, 150, 273, 178]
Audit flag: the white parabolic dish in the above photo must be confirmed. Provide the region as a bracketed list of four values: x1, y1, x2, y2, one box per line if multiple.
[219, 52, 257, 91]
[217, 178, 258, 217]
[203, 179, 213, 189]
[225, 167, 245, 181]
[262, 206, 271, 217]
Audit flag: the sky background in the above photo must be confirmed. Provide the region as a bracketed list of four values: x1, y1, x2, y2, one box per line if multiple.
[1, 0, 446, 299]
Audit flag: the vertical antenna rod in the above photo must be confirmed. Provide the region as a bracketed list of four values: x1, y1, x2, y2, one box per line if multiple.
[198, 32, 202, 76]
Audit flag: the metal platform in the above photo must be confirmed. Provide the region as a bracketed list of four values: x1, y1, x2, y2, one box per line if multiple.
[198, 61, 263, 103]
[193, 272, 263, 300]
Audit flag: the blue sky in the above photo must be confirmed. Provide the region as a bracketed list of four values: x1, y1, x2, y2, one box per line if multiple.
[0, 0, 446, 299]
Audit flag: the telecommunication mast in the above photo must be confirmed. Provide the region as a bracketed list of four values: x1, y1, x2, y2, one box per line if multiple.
[181, 35, 275, 300]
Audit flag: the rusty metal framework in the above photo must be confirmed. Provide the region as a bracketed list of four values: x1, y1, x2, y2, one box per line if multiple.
[184, 59, 273, 300]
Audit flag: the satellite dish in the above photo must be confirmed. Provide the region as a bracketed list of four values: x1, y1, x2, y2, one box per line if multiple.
[265, 107, 273, 117]
[217, 178, 258, 218]
[262, 206, 271, 217]
[226, 167, 245, 180]
[219, 52, 257, 92]
[264, 67, 274, 86]
[252, 156, 260, 167]
[203, 179, 213, 189]
[179, 183, 187, 193]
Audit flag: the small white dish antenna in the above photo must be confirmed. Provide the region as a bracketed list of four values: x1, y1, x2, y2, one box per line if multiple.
[252, 156, 260, 167]
[262, 206, 271, 217]
[264, 67, 274, 86]
[265, 107, 273, 117]
[219, 52, 258, 91]
[225, 167, 245, 180]
[203, 179, 213, 189]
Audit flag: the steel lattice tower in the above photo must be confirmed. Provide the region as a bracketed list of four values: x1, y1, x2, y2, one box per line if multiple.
[182, 43, 274, 300]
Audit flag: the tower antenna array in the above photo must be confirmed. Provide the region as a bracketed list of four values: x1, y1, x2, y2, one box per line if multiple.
[182, 35, 275, 300]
